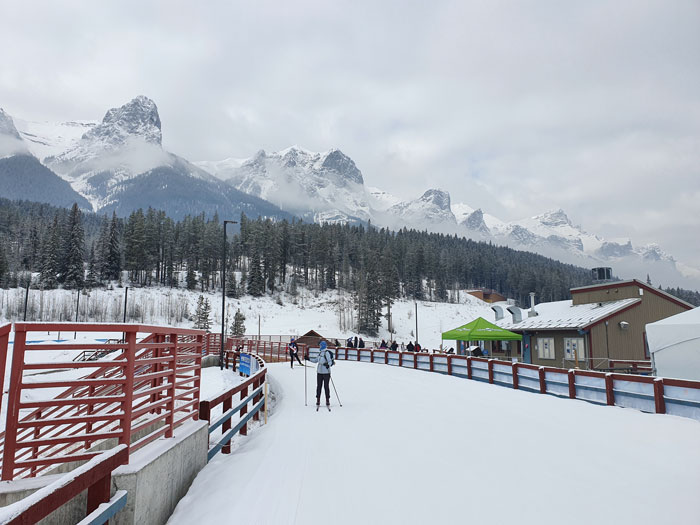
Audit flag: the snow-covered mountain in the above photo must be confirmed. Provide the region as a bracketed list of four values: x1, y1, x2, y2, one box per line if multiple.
[197, 146, 372, 223]
[0, 108, 91, 208]
[4, 96, 293, 221]
[200, 145, 698, 288]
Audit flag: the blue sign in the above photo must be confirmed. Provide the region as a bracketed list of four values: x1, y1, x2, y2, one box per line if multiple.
[239, 353, 252, 376]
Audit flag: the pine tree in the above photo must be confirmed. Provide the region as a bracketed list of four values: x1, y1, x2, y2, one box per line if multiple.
[194, 295, 212, 331]
[231, 308, 246, 336]
[186, 263, 197, 290]
[0, 241, 8, 287]
[247, 251, 264, 297]
[40, 214, 61, 288]
[63, 203, 85, 289]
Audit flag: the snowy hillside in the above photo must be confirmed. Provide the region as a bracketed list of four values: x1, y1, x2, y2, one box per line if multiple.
[0, 286, 495, 351]
[14, 118, 96, 161]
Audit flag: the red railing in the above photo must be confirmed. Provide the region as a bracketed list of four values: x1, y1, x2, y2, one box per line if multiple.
[229, 338, 305, 364]
[1, 323, 205, 481]
[199, 352, 268, 460]
[303, 346, 700, 421]
[0, 445, 128, 525]
[0, 323, 11, 419]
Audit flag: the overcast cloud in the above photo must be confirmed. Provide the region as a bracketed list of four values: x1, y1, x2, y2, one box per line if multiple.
[1, 0, 699, 266]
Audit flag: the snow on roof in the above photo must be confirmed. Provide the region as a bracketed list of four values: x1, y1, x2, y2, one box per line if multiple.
[495, 298, 641, 331]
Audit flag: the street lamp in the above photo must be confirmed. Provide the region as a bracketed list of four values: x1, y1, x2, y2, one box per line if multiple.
[221, 220, 238, 369]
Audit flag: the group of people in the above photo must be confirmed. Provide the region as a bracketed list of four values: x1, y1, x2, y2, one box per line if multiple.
[345, 336, 365, 349]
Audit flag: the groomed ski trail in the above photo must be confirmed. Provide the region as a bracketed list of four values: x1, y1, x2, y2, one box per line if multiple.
[168, 361, 700, 525]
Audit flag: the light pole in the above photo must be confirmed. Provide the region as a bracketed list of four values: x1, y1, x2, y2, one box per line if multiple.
[221, 220, 238, 369]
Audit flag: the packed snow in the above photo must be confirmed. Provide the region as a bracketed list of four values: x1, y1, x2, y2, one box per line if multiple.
[169, 361, 700, 525]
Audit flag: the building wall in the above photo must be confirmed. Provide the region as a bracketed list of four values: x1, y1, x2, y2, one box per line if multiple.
[588, 292, 689, 364]
[527, 330, 585, 368]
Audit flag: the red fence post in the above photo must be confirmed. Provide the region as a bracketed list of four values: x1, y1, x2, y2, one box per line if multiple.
[2, 326, 27, 480]
[467, 357, 472, 379]
[568, 370, 576, 399]
[240, 385, 249, 436]
[429, 354, 434, 372]
[413, 353, 418, 369]
[538, 366, 546, 393]
[222, 393, 232, 454]
[487, 359, 494, 384]
[165, 332, 178, 438]
[447, 355, 452, 376]
[385, 352, 389, 365]
[0, 324, 11, 418]
[605, 374, 615, 406]
[86, 472, 111, 514]
[653, 379, 666, 414]
[512, 363, 519, 390]
[399, 352, 403, 367]
[121, 330, 136, 456]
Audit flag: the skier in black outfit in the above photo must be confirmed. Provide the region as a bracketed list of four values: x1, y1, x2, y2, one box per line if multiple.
[316, 341, 334, 408]
[390, 340, 398, 351]
[358, 337, 365, 348]
[406, 341, 415, 352]
[289, 338, 303, 368]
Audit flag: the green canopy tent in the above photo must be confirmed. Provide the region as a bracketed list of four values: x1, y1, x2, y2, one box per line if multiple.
[442, 317, 522, 348]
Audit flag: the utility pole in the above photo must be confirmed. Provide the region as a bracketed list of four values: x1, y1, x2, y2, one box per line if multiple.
[415, 302, 418, 344]
[74, 290, 80, 339]
[221, 220, 237, 369]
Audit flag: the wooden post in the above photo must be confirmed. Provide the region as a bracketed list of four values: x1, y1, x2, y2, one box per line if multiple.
[605, 373, 615, 406]
[2, 327, 26, 480]
[121, 330, 137, 456]
[467, 357, 472, 379]
[568, 370, 576, 399]
[512, 363, 519, 390]
[385, 352, 389, 365]
[653, 378, 665, 414]
[165, 332, 177, 438]
[447, 355, 452, 376]
[487, 359, 494, 384]
[538, 366, 546, 394]
[86, 473, 111, 514]
[398, 352, 403, 367]
[240, 385, 249, 436]
[429, 354, 434, 372]
[222, 393, 232, 454]
[413, 353, 418, 369]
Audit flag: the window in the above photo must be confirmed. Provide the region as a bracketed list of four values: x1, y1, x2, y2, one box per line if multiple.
[564, 338, 585, 361]
[536, 337, 555, 360]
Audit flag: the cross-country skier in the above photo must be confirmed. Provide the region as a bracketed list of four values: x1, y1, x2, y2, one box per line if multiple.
[316, 341, 334, 408]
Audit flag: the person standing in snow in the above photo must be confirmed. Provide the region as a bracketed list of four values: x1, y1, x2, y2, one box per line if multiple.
[289, 338, 303, 368]
[390, 340, 398, 351]
[316, 341, 334, 407]
[354, 336, 358, 349]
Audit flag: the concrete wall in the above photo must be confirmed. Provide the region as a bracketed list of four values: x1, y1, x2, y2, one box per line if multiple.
[112, 420, 208, 525]
[0, 420, 208, 525]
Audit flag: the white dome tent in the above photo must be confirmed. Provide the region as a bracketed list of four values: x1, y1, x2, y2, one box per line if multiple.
[647, 307, 700, 380]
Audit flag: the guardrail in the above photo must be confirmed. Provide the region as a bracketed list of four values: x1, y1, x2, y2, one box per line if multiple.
[306, 346, 700, 422]
[198, 352, 267, 461]
[0, 445, 128, 525]
[0, 323, 11, 418]
[229, 338, 306, 364]
[1, 323, 205, 480]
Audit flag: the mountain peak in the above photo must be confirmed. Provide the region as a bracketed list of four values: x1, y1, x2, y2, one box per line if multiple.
[536, 208, 571, 227]
[419, 189, 451, 211]
[0, 108, 29, 156]
[320, 148, 363, 185]
[83, 95, 162, 147]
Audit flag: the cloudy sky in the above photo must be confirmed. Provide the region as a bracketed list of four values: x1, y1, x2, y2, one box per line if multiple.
[1, 1, 699, 266]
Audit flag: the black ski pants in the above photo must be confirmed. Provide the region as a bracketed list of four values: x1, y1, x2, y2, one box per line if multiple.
[316, 373, 330, 404]
[289, 349, 303, 367]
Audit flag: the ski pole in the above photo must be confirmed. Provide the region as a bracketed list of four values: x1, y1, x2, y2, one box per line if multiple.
[330, 376, 342, 407]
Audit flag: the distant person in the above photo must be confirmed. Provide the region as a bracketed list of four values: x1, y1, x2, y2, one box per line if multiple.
[316, 341, 335, 409]
[379, 339, 388, 349]
[289, 338, 303, 368]
[406, 341, 415, 352]
[354, 336, 358, 348]
[334, 339, 341, 348]
[415, 342, 421, 352]
[346, 337, 353, 348]
[390, 340, 398, 351]
[358, 337, 365, 348]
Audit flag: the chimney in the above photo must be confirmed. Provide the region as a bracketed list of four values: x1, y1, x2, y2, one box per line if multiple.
[528, 292, 538, 318]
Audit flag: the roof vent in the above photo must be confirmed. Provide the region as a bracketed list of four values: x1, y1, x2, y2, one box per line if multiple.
[528, 292, 538, 318]
[507, 305, 523, 323]
[592, 267, 612, 283]
[492, 305, 505, 321]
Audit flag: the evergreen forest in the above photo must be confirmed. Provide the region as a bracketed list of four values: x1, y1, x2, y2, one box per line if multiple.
[1, 199, 698, 335]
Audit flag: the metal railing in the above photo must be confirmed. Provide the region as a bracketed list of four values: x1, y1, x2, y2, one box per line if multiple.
[199, 352, 268, 461]
[0, 323, 205, 480]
